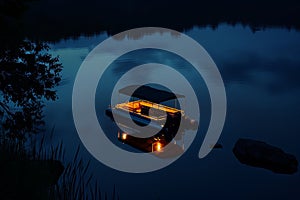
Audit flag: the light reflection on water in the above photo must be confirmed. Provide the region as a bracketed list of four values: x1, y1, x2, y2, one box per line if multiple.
[45, 25, 300, 200]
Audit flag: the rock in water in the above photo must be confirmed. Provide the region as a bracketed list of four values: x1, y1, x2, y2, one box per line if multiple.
[233, 138, 298, 174]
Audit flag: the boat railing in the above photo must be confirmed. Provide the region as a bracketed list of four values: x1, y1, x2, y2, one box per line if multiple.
[114, 99, 184, 121]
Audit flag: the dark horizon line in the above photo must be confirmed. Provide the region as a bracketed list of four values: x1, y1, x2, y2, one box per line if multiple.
[1, 0, 300, 43]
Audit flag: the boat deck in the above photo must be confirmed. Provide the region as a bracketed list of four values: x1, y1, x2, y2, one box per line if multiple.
[115, 100, 183, 120]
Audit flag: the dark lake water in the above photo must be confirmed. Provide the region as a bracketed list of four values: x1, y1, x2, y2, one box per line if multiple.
[42, 24, 300, 199]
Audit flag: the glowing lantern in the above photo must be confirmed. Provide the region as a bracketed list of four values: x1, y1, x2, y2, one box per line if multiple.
[152, 141, 162, 152]
[156, 142, 162, 152]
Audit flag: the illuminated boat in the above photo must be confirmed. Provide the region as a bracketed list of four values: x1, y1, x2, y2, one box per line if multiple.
[106, 85, 197, 153]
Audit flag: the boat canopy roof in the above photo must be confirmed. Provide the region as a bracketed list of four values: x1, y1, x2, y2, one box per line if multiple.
[119, 85, 185, 103]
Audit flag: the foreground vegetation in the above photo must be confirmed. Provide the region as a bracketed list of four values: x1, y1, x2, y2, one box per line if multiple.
[0, 129, 119, 200]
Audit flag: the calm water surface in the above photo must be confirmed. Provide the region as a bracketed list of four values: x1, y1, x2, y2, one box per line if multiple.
[44, 25, 300, 200]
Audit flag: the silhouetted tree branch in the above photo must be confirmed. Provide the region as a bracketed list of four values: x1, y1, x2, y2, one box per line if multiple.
[0, 40, 62, 140]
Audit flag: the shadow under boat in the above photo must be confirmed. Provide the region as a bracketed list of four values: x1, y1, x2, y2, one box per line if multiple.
[106, 85, 198, 157]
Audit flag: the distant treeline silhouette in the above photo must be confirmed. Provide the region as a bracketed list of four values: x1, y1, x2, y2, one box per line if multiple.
[1, 0, 300, 42]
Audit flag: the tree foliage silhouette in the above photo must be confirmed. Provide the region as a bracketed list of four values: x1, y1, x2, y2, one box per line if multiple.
[0, 41, 62, 140]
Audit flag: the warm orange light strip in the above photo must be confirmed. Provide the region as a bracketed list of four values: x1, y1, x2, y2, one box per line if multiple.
[116, 100, 183, 114]
[139, 100, 181, 114]
[115, 105, 165, 120]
